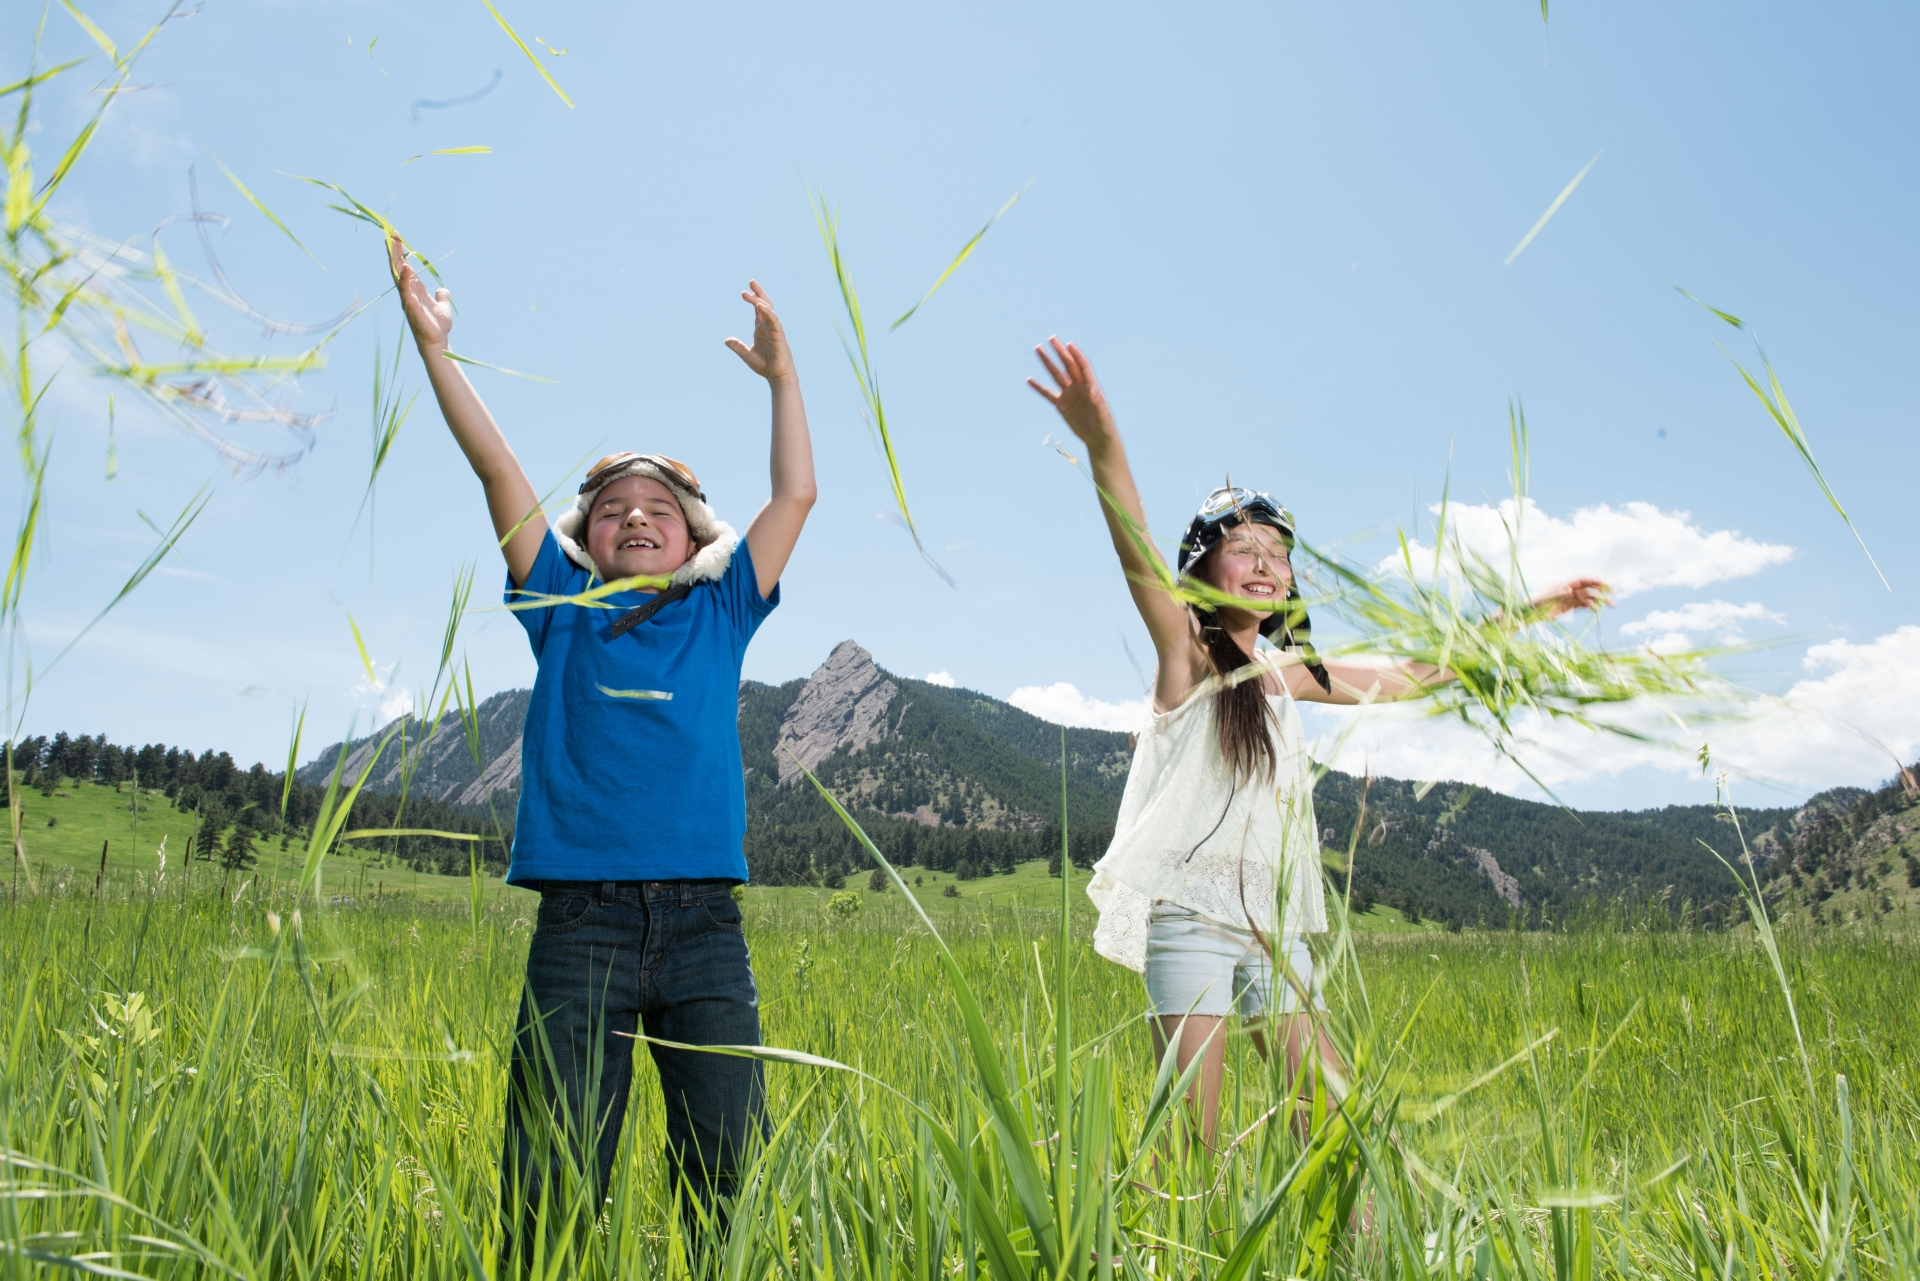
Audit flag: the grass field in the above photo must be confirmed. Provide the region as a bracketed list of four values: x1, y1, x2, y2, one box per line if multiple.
[2, 818, 1915, 1279]
[8, 778, 1434, 930]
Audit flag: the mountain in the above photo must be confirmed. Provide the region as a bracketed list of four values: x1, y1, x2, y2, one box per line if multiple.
[1751, 773, 1920, 925]
[297, 638, 1920, 925]
[298, 689, 528, 808]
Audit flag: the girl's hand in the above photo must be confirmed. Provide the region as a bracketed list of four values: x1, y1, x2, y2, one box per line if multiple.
[725, 280, 795, 382]
[1531, 578, 1611, 620]
[389, 234, 452, 351]
[1028, 337, 1116, 445]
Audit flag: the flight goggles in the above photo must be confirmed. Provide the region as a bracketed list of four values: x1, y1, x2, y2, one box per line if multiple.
[579, 452, 706, 502]
[1193, 487, 1294, 533]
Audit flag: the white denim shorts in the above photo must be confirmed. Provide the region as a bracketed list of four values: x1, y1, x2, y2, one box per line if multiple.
[1143, 902, 1321, 1018]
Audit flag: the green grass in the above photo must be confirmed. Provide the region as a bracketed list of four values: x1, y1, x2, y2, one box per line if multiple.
[11, 780, 1437, 931]
[9, 778, 499, 904]
[3, 853, 1914, 1278]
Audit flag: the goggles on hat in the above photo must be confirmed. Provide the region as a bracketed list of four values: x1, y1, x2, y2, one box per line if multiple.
[579, 452, 706, 502]
[1193, 487, 1294, 534]
[1178, 487, 1295, 578]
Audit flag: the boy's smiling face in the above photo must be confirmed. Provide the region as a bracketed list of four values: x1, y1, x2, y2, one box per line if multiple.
[586, 475, 694, 583]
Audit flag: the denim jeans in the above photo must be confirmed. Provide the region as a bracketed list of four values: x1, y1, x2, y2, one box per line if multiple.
[500, 878, 764, 1260]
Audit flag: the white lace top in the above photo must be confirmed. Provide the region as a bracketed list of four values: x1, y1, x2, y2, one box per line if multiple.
[1088, 652, 1328, 973]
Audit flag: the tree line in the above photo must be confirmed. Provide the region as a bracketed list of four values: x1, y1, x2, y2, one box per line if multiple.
[6, 731, 506, 876]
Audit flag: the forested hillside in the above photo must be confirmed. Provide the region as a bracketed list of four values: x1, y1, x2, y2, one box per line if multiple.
[7, 731, 502, 876]
[24, 631, 1917, 926]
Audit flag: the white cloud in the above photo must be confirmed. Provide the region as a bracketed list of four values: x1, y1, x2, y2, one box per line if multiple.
[1009, 682, 1151, 734]
[377, 689, 414, 725]
[1302, 625, 1920, 799]
[1620, 600, 1786, 651]
[923, 671, 956, 687]
[1621, 599, 1783, 640]
[1386, 498, 1793, 599]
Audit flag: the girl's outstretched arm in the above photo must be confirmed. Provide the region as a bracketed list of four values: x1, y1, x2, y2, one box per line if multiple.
[389, 235, 545, 587]
[1283, 578, 1612, 704]
[1029, 338, 1201, 711]
[731, 281, 816, 600]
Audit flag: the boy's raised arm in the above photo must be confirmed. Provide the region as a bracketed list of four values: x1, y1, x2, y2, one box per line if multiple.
[390, 235, 546, 588]
[731, 281, 816, 600]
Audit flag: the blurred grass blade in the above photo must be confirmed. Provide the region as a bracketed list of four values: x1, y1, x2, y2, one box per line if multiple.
[301, 727, 398, 899]
[214, 158, 314, 260]
[279, 698, 307, 822]
[57, 0, 116, 66]
[811, 190, 954, 587]
[344, 333, 417, 560]
[345, 610, 378, 685]
[598, 685, 672, 701]
[339, 828, 495, 843]
[890, 182, 1028, 331]
[400, 146, 492, 165]
[1679, 292, 1890, 591]
[440, 349, 560, 383]
[294, 174, 444, 284]
[43, 481, 211, 673]
[793, 753, 1060, 1274]
[481, 0, 574, 107]
[0, 58, 90, 100]
[1504, 150, 1602, 264]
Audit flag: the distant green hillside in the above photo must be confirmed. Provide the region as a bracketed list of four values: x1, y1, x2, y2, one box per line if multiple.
[28, 630, 1918, 928]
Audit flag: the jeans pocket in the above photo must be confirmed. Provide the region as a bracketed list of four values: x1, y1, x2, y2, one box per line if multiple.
[698, 892, 744, 933]
[536, 892, 601, 937]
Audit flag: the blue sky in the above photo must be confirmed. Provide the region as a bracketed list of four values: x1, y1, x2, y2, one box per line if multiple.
[14, 0, 1918, 809]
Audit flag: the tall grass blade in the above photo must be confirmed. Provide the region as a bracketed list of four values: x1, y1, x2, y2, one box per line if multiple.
[279, 697, 307, 821]
[811, 190, 954, 586]
[42, 481, 211, 674]
[889, 183, 1027, 331]
[400, 146, 492, 165]
[480, 0, 575, 107]
[439, 349, 561, 383]
[1504, 150, 1602, 264]
[213, 157, 315, 260]
[1678, 290, 1889, 590]
[57, 0, 117, 66]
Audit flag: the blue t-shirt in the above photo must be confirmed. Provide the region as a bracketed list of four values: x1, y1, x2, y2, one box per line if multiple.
[504, 529, 778, 885]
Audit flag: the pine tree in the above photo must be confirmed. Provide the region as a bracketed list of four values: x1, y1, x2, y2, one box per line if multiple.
[222, 827, 258, 872]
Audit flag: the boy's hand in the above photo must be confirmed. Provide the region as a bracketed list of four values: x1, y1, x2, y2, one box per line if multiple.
[725, 281, 795, 382]
[1028, 337, 1117, 446]
[389, 234, 453, 352]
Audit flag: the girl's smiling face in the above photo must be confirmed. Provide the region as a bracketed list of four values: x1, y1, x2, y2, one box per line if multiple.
[1198, 521, 1294, 612]
[586, 475, 693, 582]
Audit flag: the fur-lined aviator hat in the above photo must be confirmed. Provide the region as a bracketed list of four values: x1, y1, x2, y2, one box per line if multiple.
[552, 452, 738, 587]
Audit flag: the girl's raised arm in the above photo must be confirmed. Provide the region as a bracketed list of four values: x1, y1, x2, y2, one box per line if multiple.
[1029, 339, 1200, 711]
[389, 235, 546, 588]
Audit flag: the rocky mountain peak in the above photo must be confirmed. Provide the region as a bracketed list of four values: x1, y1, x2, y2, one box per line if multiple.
[775, 640, 899, 785]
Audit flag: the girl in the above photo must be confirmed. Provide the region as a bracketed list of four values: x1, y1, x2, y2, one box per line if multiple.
[1027, 337, 1604, 1143]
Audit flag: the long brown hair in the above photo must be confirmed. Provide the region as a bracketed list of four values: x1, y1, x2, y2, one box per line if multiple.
[1197, 612, 1280, 784]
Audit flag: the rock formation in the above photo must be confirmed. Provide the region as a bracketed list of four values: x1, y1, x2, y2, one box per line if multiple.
[774, 640, 898, 784]
[1466, 846, 1524, 910]
[456, 739, 521, 808]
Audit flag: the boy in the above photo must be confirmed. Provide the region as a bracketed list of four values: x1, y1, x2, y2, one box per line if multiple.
[387, 236, 815, 1255]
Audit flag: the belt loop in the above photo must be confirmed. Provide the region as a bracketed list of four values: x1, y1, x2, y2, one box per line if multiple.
[679, 881, 694, 908]
[599, 881, 615, 906]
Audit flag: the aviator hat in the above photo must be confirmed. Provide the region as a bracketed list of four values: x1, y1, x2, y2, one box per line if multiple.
[551, 452, 738, 586]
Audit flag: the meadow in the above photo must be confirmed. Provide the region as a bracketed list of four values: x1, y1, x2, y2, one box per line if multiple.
[2, 819, 1915, 1279]
[5, 7, 1915, 1279]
